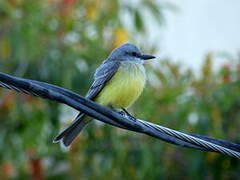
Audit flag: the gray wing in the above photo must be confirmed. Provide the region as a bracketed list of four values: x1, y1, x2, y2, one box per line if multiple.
[53, 61, 120, 146]
[86, 60, 121, 100]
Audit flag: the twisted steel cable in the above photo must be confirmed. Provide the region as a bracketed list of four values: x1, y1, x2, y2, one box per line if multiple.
[0, 72, 240, 159]
[138, 120, 240, 159]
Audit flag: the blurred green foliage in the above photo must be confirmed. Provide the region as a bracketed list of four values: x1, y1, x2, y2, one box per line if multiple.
[0, 0, 240, 179]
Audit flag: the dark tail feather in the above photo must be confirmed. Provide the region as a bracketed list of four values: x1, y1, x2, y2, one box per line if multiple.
[53, 113, 89, 147]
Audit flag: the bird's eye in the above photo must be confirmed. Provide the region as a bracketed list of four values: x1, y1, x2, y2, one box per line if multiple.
[132, 52, 137, 56]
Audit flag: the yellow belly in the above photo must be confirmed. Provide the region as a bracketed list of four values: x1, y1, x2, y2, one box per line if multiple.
[95, 61, 146, 109]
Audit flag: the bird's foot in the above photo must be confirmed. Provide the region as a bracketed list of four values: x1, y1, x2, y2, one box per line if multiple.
[118, 108, 136, 121]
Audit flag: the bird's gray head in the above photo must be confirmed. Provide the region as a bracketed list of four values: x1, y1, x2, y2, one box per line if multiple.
[107, 43, 155, 63]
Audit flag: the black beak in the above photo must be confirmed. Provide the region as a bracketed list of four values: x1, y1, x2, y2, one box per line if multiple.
[140, 54, 156, 60]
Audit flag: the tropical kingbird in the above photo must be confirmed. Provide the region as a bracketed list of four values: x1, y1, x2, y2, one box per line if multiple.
[53, 43, 155, 146]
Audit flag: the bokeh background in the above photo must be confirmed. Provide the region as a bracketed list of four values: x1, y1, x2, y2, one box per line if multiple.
[0, 0, 240, 179]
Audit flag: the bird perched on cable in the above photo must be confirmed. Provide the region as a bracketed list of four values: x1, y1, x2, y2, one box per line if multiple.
[53, 43, 156, 147]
